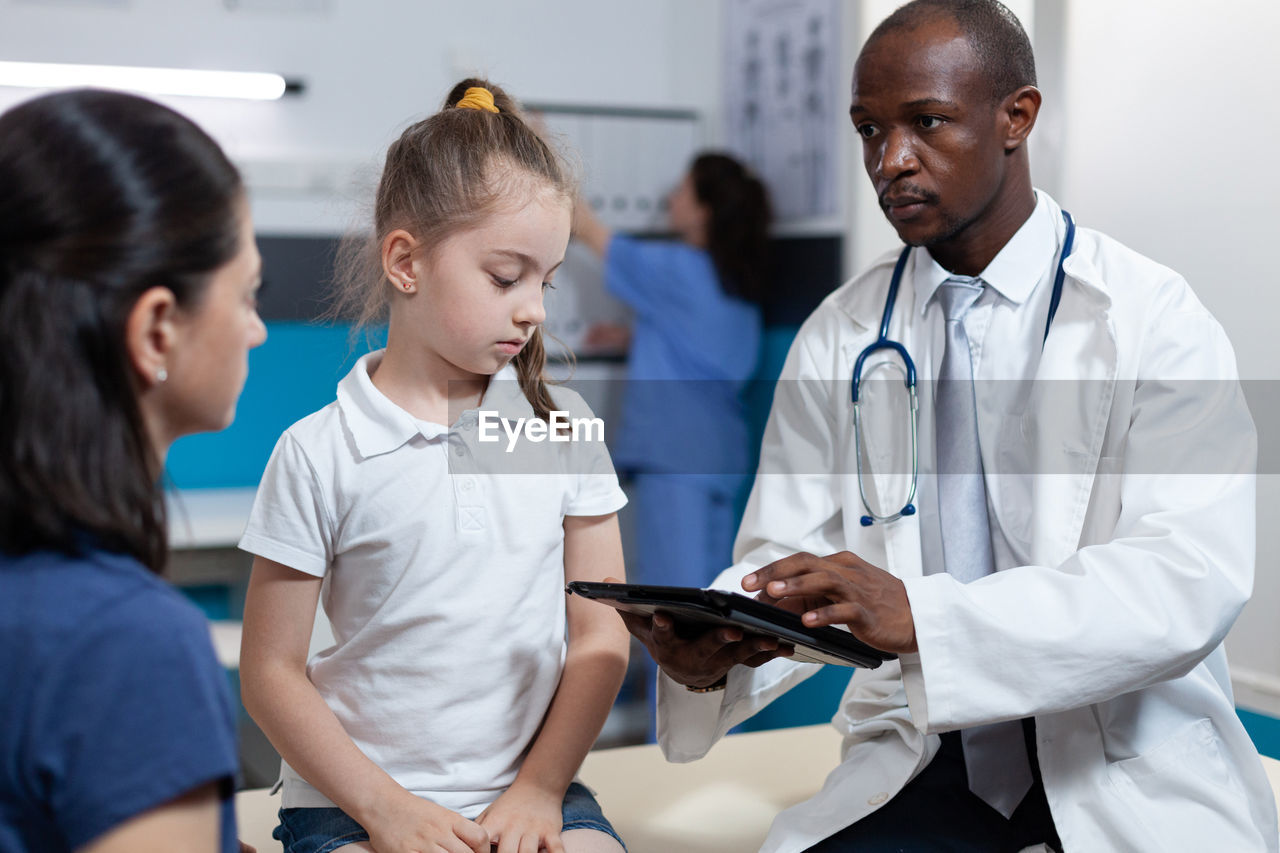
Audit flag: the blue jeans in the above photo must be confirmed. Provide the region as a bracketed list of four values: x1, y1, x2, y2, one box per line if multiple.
[273, 782, 624, 853]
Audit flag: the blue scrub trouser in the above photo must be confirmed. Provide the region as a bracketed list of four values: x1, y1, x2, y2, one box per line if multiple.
[631, 473, 738, 588]
[630, 473, 740, 740]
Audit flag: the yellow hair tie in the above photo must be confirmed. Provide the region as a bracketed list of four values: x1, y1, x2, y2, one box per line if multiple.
[455, 87, 499, 114]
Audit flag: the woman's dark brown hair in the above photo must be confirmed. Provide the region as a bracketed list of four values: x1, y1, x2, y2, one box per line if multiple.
[0, 89, 244, 572]
[690, 152, 772, 304]
[332, 77, 573, 421]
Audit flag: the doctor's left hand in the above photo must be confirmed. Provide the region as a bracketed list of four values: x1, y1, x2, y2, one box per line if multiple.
[743, 551, 918, 654]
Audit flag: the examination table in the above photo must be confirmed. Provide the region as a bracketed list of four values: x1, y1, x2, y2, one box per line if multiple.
[237, 723, 1280, 852]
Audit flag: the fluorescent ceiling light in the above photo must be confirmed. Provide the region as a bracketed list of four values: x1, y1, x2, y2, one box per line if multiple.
[0, 60, 294, 100]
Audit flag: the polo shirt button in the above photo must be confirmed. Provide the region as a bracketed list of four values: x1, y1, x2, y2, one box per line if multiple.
[461, 480, 474, 491]
[454, 446, 464, 457]
[867, 792, 888, 806]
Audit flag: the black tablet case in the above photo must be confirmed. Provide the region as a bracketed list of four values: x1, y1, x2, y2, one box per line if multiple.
[566, 581, 895, 669]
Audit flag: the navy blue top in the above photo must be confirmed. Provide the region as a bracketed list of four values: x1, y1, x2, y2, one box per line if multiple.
[605, 235, 762, 481]
[0, 546, 238, 852]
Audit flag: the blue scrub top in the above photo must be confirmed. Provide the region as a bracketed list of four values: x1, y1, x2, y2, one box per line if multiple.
[0, 545, 238, 853]
[604, 235, 762, 481]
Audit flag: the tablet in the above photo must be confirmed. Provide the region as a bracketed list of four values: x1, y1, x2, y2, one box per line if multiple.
[566, 581, 895, 669]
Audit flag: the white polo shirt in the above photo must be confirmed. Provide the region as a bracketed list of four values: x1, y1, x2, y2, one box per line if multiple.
[239, 351, 627, 816]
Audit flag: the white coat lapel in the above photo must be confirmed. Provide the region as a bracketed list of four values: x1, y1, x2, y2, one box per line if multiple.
[1023, 252, 1117, 568]
[881, 271, 925, 581]
[840, 255, 925, 581]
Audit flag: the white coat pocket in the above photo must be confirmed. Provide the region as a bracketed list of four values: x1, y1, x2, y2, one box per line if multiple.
[1106, 717, 1253, 850]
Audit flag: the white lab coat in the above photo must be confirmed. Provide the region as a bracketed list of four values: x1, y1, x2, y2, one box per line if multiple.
[657, 194, 1280, 852]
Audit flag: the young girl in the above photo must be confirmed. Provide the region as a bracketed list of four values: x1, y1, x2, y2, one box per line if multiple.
[0, 89, 265, 852]
[238, 80, 629, 853]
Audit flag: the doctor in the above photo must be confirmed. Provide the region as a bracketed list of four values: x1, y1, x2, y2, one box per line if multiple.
[620, 1, 1280, 851]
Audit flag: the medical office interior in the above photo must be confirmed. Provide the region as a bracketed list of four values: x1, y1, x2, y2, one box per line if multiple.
[3, 0, 1279, 847]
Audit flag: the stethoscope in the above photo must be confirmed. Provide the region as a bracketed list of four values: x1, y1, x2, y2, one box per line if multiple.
[852, 210, 1076, 526]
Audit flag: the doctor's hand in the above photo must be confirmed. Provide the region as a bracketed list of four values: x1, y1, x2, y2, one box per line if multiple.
[609, 578, 793, 689]
[743, 551, 918, 654]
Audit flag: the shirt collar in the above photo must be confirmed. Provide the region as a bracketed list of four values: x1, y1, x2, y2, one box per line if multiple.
[337, 350, 524, 459]
[913, 189, 1058, 316]
[455, 363, 533, 432]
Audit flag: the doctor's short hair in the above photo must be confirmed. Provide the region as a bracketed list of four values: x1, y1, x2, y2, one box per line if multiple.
[868, 0, 1037, 103]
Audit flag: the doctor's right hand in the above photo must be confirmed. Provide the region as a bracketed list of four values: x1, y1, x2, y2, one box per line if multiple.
[744, 550, 918, 654]
[362, 788, 489, 853]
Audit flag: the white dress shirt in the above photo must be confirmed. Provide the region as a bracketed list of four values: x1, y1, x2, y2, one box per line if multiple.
[915, 191, 1063, 579]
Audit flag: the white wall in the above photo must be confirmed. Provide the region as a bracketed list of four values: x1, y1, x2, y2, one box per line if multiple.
[1055, 0, 1280, 715]
[0, 0, 724, 233]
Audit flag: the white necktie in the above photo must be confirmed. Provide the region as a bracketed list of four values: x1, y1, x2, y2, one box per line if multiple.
[935, 277, 1033, 819]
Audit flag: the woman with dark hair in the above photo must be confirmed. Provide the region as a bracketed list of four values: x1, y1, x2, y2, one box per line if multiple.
[573, 151, 771, 728]
[0, 89, 266, 852]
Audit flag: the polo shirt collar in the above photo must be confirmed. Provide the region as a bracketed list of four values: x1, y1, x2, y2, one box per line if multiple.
[914, 190, 1057, 316]
[474, 363, 532, 416]
[337, 350, 525, 459]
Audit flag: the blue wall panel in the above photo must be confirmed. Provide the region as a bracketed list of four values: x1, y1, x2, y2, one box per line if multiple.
[1240, 707, 1280, 760]
[166, 322, 382, 489]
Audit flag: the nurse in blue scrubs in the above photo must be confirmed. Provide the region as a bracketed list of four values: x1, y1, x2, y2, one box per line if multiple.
[573, 152, 771, 723]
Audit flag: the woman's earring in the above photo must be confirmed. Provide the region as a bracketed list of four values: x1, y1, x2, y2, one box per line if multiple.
[156, 367, 168, 383]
